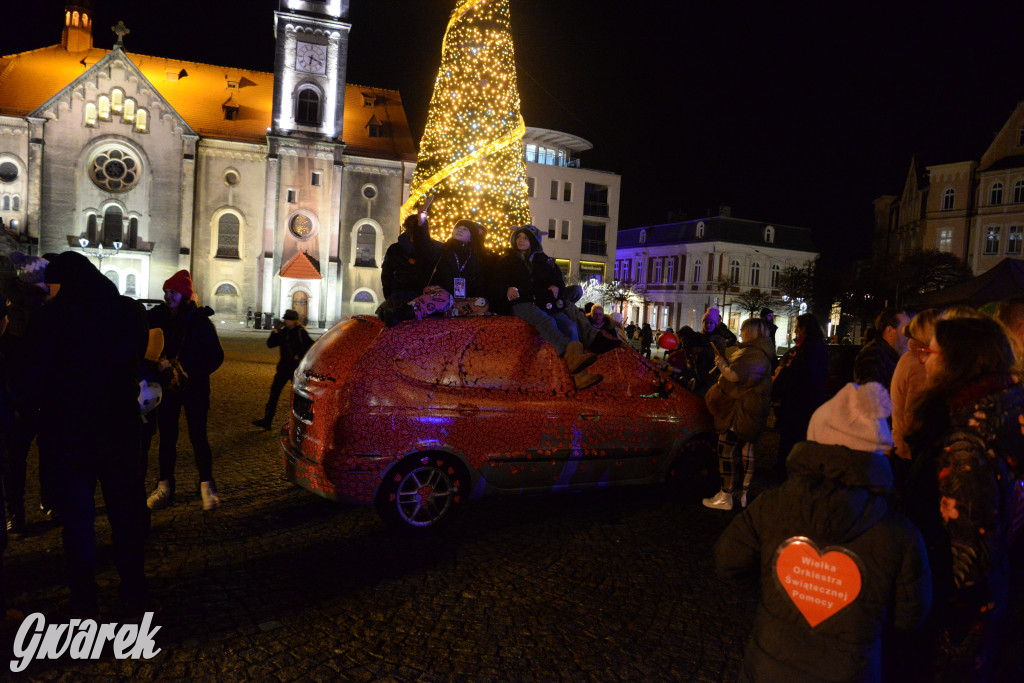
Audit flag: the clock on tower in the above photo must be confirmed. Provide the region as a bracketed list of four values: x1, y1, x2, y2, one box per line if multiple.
[295, 41, 327, 75]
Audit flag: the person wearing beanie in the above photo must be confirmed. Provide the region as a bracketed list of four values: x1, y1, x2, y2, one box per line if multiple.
[21, 251, 153, 618]
[714, 380, 932, 682]
[253, 309, 314, 430]
[147, 269, 224, 511]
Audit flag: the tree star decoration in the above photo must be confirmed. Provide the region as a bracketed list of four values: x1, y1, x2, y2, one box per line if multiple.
[401, 0, 532, 251]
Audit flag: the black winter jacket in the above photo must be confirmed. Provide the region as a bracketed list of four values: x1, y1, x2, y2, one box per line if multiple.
[428, 237, 484, 299]
[493, 229, 562, 315]
[148, 301, 224, 387]
[853, 337, 900, 391]
[268, 324, 314, 373]
[715, 441, 932, 682]
[380, 222, 443, 300]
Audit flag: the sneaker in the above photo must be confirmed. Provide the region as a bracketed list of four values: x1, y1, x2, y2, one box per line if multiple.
[147, 480, 173, 510]
[5, 514, 25, 538]
[200, 481, 220, 511]
[702, 490, 734, 511]
[252, 418, 272, 430]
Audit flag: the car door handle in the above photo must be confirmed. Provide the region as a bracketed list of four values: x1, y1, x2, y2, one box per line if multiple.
[457, 404, 480, 417]
[578, 412, 600, 421]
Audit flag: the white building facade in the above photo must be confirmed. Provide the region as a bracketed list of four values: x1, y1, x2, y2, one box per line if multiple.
[615, 216, 818, 347]
[522, 128, 620, 284]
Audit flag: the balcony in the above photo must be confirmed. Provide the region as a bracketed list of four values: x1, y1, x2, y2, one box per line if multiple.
[580, 239, 607, 256]
[583, 202, 610, 218]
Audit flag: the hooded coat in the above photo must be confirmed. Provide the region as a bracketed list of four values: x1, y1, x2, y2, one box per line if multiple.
[428, 234, 485, 299]
[23, 252, 148, 449]
[492, 228, 562, 315]
[715, 442, 932, 682]
[704, 336, 775, 441]
[380, 219, 444, 301]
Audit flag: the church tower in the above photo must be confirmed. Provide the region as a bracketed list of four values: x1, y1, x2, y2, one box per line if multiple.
[61, 1, 94, 53]
[271, 1, 351, 139]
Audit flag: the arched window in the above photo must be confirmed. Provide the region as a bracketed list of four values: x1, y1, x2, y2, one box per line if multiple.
[98, 96, 110, 121]
[750, 262, 761, 287]
[72, 11, 79, 27]
[639, 229, 646, 245]
[991, 182, 1004, 205]
[1014, 180, 1024, 204]
[135, 109, 148, 133]
[86, 214, 98, 243]
[11, 195, 19, 211]
[729, 259, 740, 283]
[105, 270, 118, 288]
[295, 88, 321, 126]
[103, 206, 124, 244]
[128, 217, 139, 248]
[353, 291, 375, 303]
[696, 221, 705, 238]
[126, 273, 137, 296]
[666, 258, 675, 284]
[123, 98, 136, 123]
[354, 224, 377, 266]
[942, 188, 955, 210]
[654, 259, 662, 284]
[216, 213, 240, 258]
[764, 226, 775, 243]
[770, 264, 781, 288]
[66, 11, 71, 25]
[214, 283, 241, 315]
[1, 196, 8, 210]
[111, 89, 124, 114]
[85, 103, 97, 127]
[693, 259, 702, 284]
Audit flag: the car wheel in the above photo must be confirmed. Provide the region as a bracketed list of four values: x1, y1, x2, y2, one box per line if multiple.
[667, 433, 719, 500]
[375, 453, 468, 534]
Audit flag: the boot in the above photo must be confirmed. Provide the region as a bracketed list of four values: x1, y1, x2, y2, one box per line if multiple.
[563, 341, 597, 374]
[147, 480, 173, 510]
[200, 481, 220, 511]
[573, 370, 603, 391]
[702, 490, 733, 510]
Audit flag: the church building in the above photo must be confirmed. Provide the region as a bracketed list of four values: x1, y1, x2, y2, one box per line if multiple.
[0, 1, 416, 326]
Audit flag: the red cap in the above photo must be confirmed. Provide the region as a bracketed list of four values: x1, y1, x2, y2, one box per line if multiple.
[163, 270, 194, 301]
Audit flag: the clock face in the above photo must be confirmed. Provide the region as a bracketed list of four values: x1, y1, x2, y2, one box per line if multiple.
[290, 214, 314, 239]
[295, 41, 327, 75]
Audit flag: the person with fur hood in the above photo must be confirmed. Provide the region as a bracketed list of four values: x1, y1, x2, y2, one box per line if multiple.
[146, 269, 224, 512]
[715, 381, 932, 682]
[495, 226, 601, 390]
[703, 318, 775, 510]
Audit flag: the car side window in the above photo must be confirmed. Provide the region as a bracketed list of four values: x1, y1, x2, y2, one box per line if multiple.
[462, 323, 566, 393]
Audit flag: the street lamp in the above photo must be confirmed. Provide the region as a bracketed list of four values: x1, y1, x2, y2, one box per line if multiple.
[78, 237, 122, 271]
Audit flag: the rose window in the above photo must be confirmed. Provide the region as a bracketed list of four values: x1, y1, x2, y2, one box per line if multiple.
[289, 214, 314, 240]
[89, 147, 140, 192]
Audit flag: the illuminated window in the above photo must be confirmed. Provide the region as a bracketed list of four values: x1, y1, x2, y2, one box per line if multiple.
[135, 109, 148, 132]
[729, 260, 740, 283]
[354, 225, 377, 266]
[216, 213, 240, 258]
[654, 259, 662, 284]
[984, 226, 1001, 254]
[295, 88, 321, 126]
[354, 290, 375, 303]
[938, 229, 953, 253]
[1008, 225, 1022, 255]
[525, 144, 536, 163]
[942, 188, 955, 210]
[770, 264, 780, 287]
[666, 258, 674, 283]
[123, 98, 135, 123]
[66, 11, 70, 25]
[98, 96, 110, 121]
[126, 274, 136, 296]
[85, 103, 97, 126]
[750, 262, 761, 287]
[112, 89, 124, 114]
[72, 11, 79, 27]
[694, 259, 702, 283]
[990, 182, 1003, 205]
[1014, 180, 1024, 203]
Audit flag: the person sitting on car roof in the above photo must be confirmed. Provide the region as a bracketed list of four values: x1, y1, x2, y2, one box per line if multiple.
[378, 212, 445, 327]
[494, 226, 602, 390]
[426, 219, 490, 318]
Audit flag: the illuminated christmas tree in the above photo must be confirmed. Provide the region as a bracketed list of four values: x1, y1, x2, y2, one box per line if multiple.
[401, 0, 531, 250]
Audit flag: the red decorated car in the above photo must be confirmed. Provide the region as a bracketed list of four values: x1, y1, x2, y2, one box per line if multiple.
[282, 315, 716, 533]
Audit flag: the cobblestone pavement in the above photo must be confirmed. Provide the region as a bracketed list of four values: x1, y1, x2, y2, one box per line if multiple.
[1, 328, 786, 681]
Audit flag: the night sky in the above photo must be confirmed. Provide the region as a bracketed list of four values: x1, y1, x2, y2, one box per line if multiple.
[5, 1, 1024, 264]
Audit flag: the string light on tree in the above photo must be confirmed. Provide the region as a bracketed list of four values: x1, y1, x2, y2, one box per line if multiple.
[401, 0, 531, 251]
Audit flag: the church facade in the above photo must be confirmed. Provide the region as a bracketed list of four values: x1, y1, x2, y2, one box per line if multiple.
[0, 0, 416, 327]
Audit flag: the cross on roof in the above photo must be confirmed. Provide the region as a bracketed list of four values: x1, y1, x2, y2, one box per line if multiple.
[111, 20, 130, 49]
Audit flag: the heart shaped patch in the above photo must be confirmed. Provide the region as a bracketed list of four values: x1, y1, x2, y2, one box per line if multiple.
[774, 537, 863, 628]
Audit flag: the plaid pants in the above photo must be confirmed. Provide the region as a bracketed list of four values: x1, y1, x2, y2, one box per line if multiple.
[718, 431, 755, 494]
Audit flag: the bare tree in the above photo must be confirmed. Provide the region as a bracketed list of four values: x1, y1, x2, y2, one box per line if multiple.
[733, 290, 779, 318]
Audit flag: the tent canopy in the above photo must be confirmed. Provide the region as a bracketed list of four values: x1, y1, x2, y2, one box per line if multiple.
[906, 258, 1024, 308]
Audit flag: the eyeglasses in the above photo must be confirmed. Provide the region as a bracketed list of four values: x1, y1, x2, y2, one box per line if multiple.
[916, 347, 940, 363]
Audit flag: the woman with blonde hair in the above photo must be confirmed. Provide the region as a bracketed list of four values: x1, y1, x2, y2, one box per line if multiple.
[702, 318, 775, 510]
[890, 309, 937, 460]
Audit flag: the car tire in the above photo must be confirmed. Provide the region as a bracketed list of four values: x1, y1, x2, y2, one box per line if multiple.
[667, 433, 719, 501]
[375, 453, 468, 535]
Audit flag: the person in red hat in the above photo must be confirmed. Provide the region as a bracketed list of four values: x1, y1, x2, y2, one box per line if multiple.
[146, 270, 224, 511]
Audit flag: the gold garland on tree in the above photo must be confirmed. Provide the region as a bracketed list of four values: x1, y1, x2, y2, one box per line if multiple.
[401, 0, 531, 251]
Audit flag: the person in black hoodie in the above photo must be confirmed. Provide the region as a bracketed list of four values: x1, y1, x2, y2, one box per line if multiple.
[252, 309, 314, 430]
[426, 220, 490, 317]
[23, 251, 152, 618]
[494, 226, 601, 390]
[378, 212, 444, 326]
[146, 270, 224, 512]
[715, 381, 931, 682]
